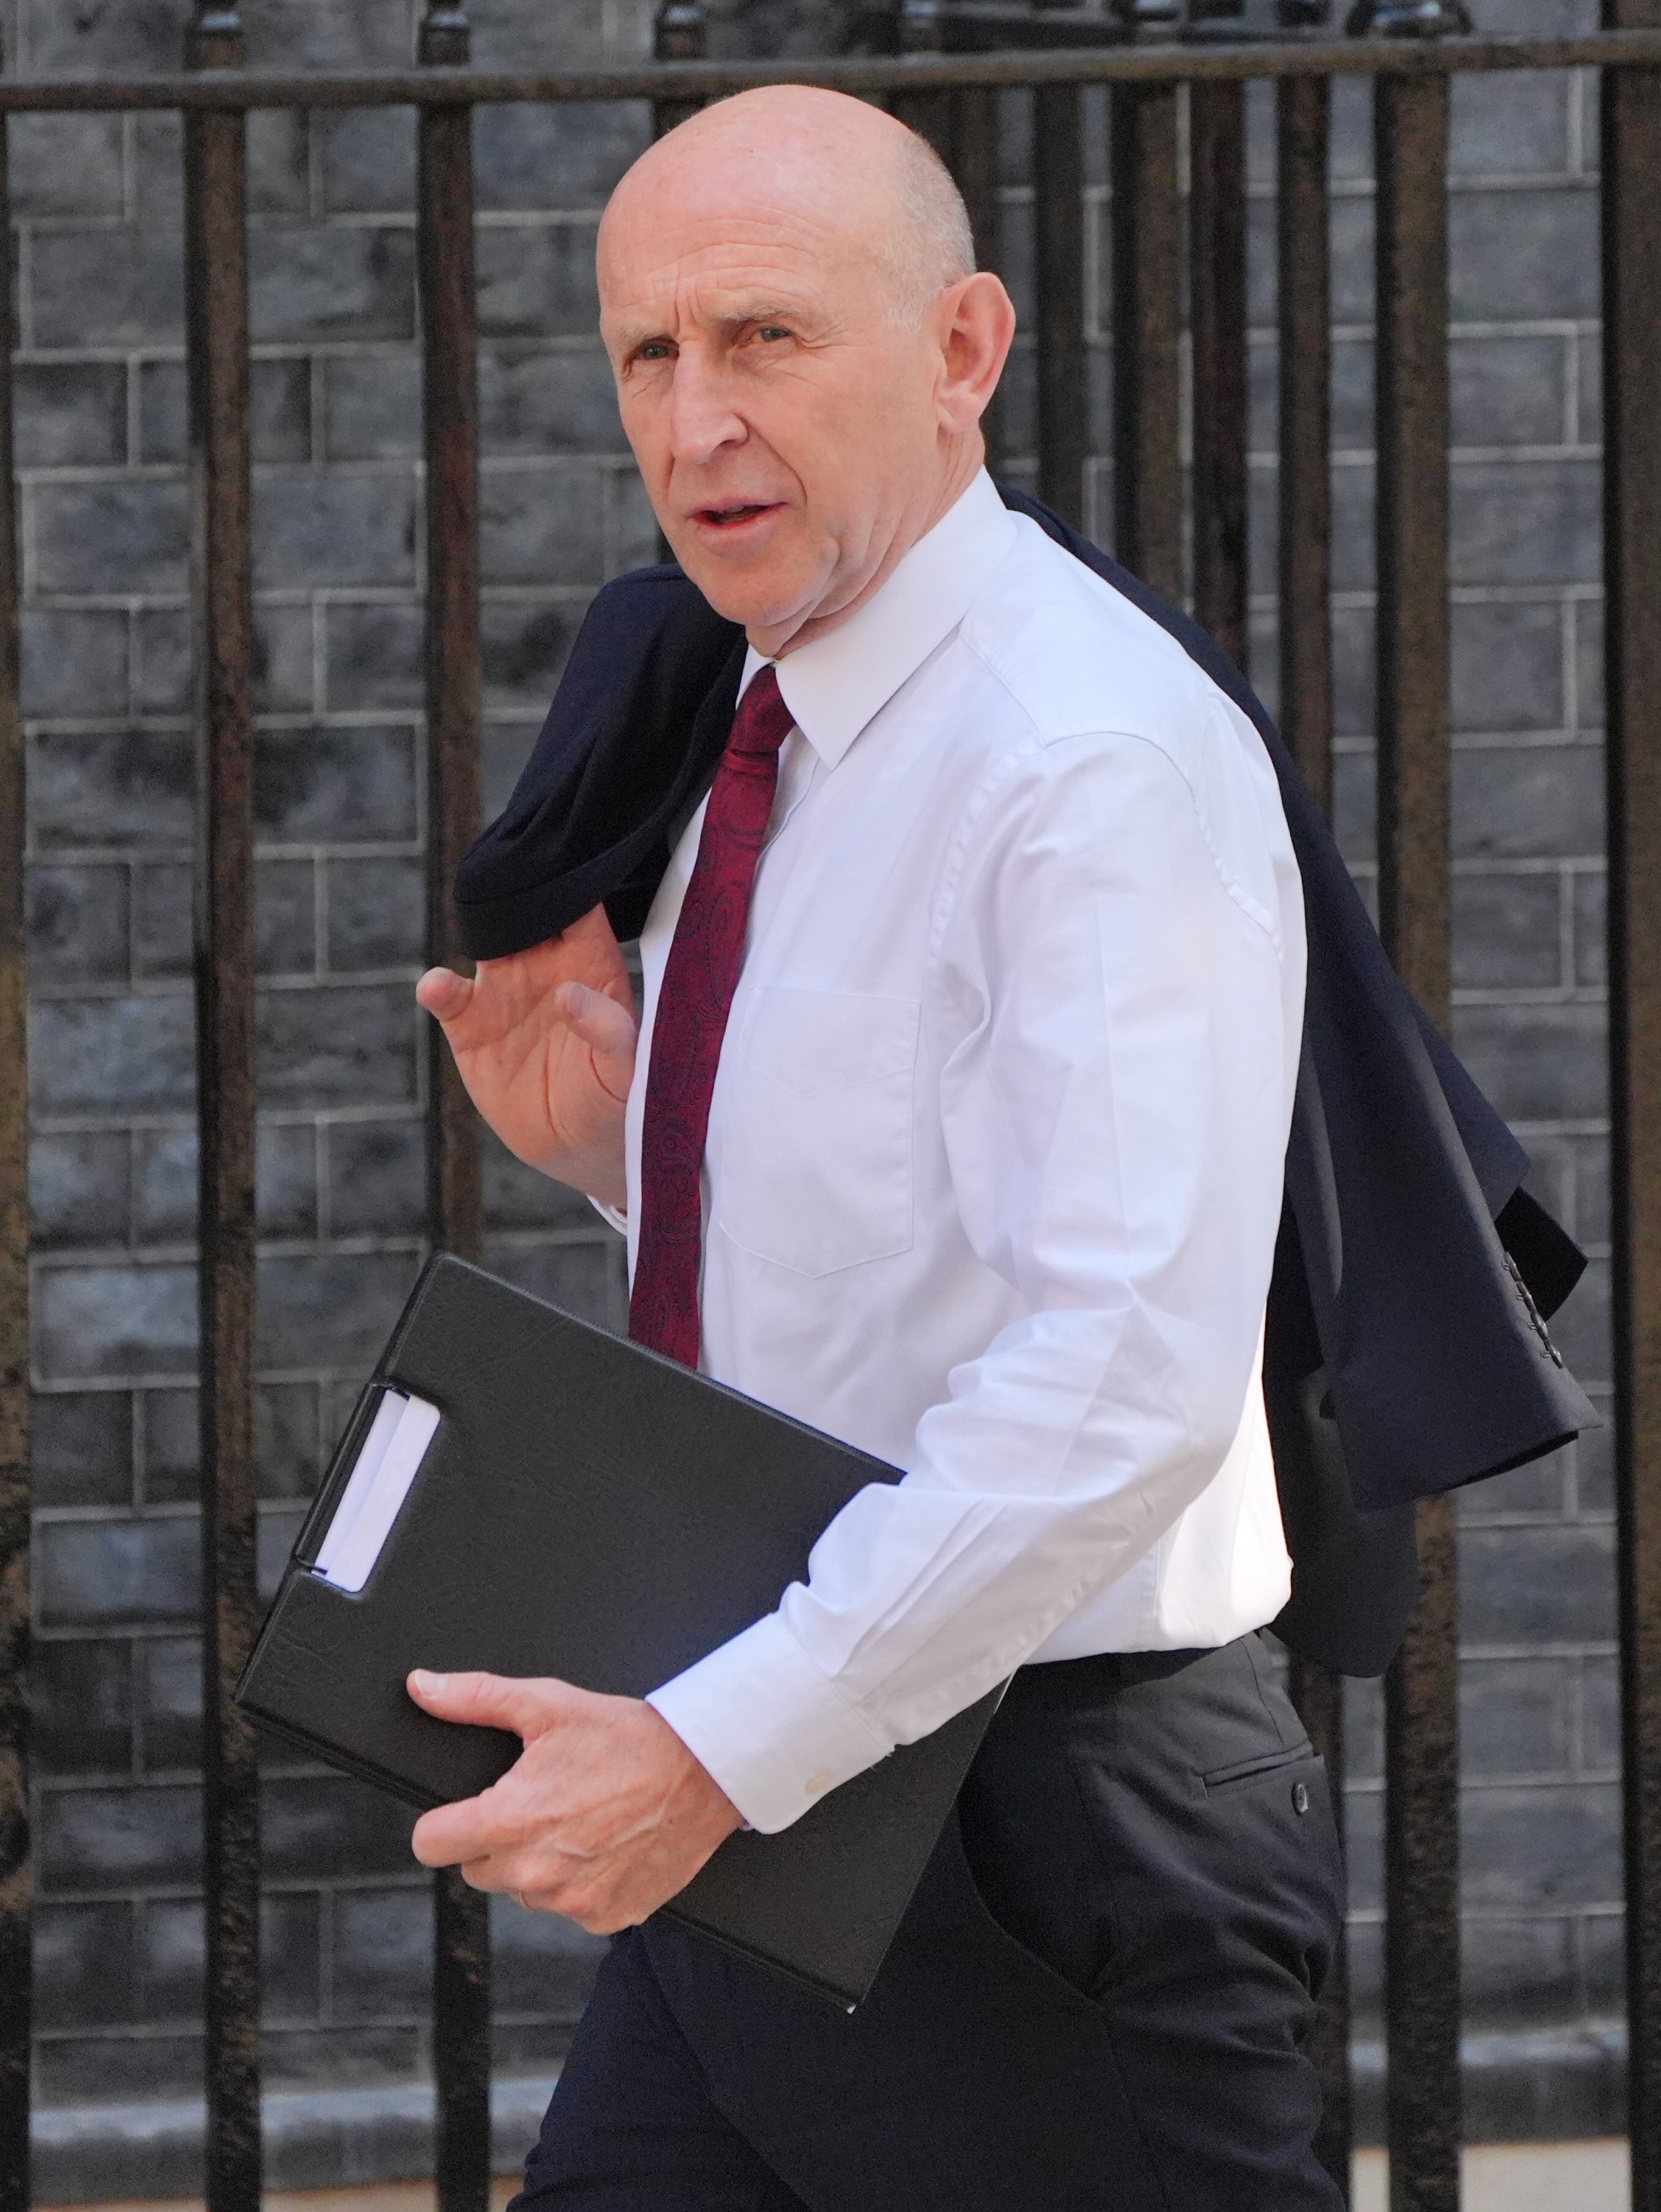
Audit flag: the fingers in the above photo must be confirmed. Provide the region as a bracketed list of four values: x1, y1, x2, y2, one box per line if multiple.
[407, 1667, 571, 1738]
[415, 966, 472, 1022]
[553, 980, 639, 1104]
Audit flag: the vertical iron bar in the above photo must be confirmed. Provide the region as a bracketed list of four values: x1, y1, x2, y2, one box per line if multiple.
[1374, 71, 1459, 2212]
[1279, 71, 1347, 2199]
[1277, 74, 1333, 817]
[420, 10, 491, 2209]
[0, 51, 28, 2212]
[1603, 0, 1661, 2189]
[1190, 78, 1248, 670]
[1035, 83, 1086, 531]
[1110, 80, 1182, 597]
[653, 0, 706, 139]
[185, 9, 260, 2211]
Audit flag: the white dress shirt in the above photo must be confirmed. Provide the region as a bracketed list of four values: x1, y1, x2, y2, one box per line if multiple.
[629, 468, 1307, 1835]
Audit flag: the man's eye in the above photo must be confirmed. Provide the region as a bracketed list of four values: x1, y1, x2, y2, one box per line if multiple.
[636, 341, 673, 362]
[756, 326, 791, 343]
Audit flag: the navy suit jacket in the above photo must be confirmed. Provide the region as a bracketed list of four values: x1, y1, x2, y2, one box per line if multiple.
[453, 488, 1596, 1674]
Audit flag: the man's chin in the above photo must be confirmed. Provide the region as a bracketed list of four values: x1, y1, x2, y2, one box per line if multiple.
[669, 546, 813, 640]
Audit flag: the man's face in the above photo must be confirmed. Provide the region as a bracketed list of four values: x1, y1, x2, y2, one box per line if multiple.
[598, 149, 952, 652]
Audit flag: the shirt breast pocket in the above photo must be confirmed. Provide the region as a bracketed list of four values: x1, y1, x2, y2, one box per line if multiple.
[717, 986, 920, 1277]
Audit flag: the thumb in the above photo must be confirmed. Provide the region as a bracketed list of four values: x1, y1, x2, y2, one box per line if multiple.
[407, 1668, 566, 1739]
[416, 967, 474, 1024]
[554, 981, 638, 1096]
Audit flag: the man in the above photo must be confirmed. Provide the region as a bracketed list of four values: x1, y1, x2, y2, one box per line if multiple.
[407, 84, 1350, 2208]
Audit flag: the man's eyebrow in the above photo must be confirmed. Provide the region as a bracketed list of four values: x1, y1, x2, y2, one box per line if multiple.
[609, 301, 816, 352]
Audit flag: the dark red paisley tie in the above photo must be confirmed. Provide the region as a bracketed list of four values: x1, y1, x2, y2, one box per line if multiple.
[628, 664, 795, 1367]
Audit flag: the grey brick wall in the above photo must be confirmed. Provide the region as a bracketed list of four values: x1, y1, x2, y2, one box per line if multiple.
[18, 0, 1618, 2188]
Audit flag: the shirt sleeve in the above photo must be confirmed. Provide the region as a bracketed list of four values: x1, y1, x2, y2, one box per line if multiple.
[647, 723, 1300, 1833]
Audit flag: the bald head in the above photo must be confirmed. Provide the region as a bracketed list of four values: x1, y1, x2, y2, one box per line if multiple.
[596, 84, 1015, 655]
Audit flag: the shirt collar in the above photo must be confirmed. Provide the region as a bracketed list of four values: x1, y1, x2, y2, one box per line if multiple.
[739, 469, 1018, 771]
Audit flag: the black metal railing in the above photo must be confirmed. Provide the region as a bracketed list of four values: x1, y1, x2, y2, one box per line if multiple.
[0, 4, 1658, 2208]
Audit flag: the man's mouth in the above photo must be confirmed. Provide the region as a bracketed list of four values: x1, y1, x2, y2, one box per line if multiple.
[694, 501, 782, 529]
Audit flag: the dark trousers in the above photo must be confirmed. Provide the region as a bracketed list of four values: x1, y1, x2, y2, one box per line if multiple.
[511, 1635, 1347, 2211]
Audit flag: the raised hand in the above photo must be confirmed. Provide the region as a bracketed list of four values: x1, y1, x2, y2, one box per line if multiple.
[416, 904, 637, 1210]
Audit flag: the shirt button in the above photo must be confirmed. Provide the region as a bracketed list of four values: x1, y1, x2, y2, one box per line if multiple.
[1293, 1781, 1311, 1816]
[805, 1773, 833, 1797]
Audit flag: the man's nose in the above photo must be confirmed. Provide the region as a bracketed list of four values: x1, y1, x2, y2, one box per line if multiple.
[665, 353, 746, 465]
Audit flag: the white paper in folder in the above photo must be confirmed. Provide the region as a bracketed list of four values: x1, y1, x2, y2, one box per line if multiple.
[314, 1390, 441, 1593]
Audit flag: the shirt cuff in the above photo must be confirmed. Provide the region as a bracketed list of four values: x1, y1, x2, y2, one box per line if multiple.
[646, 1613, 894, 1834]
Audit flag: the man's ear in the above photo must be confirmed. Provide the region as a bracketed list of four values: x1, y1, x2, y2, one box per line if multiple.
[936, 272, 1017, 432]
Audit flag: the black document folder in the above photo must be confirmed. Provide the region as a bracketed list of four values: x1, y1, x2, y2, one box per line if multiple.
[237, 1252, 1000, 2009]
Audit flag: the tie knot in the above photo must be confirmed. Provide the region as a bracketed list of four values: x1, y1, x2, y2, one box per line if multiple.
[728, 664, 795, 763]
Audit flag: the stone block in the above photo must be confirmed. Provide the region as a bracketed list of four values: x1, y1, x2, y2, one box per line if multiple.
[1329, 192, 1374, 329]
[323, 601, 424, 710]
[1580, 1909, 1625, 2017]
[489, 1890, 608, 2015]
[1450, 869, 1562, 991]
[1573, 597, 1603, 730]
[130, 862, 190, 983]
[32, 1258, 198, 1382]
[138, 1890, 321, 2026]
[478, 345, 625, 457]
[485, 1134, 601, 1234]
[15, 362, 127, 470]
[257, 982, 419, 1108]
[1344, 1778, 1383, 1915]
[247, 108, 312, 219]
[31, 479, 190, 596]
[138, 356, 312, 466]
[1462, 1915, 1578, 2032]
[1450, 186, 1598, 324]
[325, 1119, 426, 1239]
[1449, 72, 1573, 180]
[10, 113, 124, 218]
[33, 2030, 202, 2112]
[32, 994, 195, 1118]
[318, 107, 416, 214]
[1461, 1780, 1620, 1912]
[1575, 1407, 1614, 1516]
[320, 353, 423, 463]
[1453, 742, 1604, 861]
[1343, 1672, 1384, 1783]
[1452, 599, 1566, 733]
[1327, 337, 1373, 458]
[1569, 863, 1605, 988]
[253, 1249, 423, 1371]
[1461, 1522, 1615, 1646]
[471, 0, 622, 67]
[22, 605, 130, 719]
[28, 1635, 135, 1776]
[1329, 461, 1375, 596]
[23, 0, 192, 75]
[1453, 1001, 1606, 1124]
[1459, 1444, 1568, 1520]
[37, 1512, 200, 1631]
[33, 1901, 136, 2030]
[1565, 1130, 1610, 1248]
[329, 1884, 431, 2020]
[253, 473, 418, 591]
[240, 0, 416, 69]
[38, 1780, 204, 1895]
[132, 110, 184, 234]
[1450, 461, 1601, 591]
[139, 1635, 200, 1773]
[256, 602, 323, 715]
[486, 1236, 625, 1334]
[32, 1390, 133, 1510]
[260, 858, 320, 976]
[1577, 329, 1600, 446]
[250, 226, 417, 347]
[1332, 605, 1376, 741]
[29, 1130, 132, 1254]
[259, 1120, 321, 1240]
[261, 1772, 419, 1883]
[480, 464, 610, 587]
[1452, 334, 1571, 453]
[1551, 1252, 1610, 1387]
[606, 464, 660, 575]
[256, 725, 418, 844]
[1581, 1652, 1619, 1777]
[30, 230, 184, 350]
[474, 102, 651, 211]
[259, 1378, 322, 1500]
[28, 862, 130, 987]
[1327, 76, 1372, 184]
[476, 224, 602, 342]
[133, 607, 193, 717]
[324, 853, 424, 971]
[263, 2024, 426, 2093]
[1459, 1654, 1575, 1777]
[139, 1387, 198, 1506]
